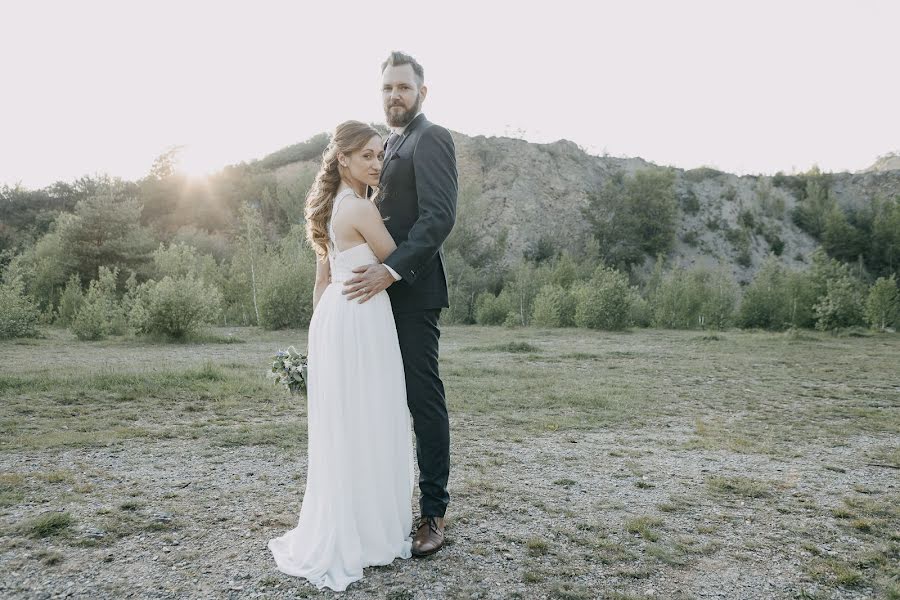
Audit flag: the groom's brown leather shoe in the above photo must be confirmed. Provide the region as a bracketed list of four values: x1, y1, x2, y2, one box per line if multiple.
[411, 515, 445, 557]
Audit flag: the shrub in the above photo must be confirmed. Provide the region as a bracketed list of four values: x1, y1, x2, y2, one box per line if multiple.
[700, 268, 740, 329]
[784, 270, 818, 328]
[679, 190, 700, 215]
[139, 275, 222, 338]
[531, 284, 576, 327]
[814, 274, 866, 332]
[56, 274, 83, 327]
[503, 262, 554, 326]
[738, 209, 755, 230]
[764, 230, 784, 256]
[651, 266, 737, 330]
[152, 241, 219, 284]
[865, 275, 899, 331]
[257, 261, 315, 329]
[550, 254, 578, 289]
[475, 291, 513, 325]
[583, 169, 677, 271]
[683, 167, 725, 183]
[725, 227, 752, 268]
[738, 257, 790, 330]
[0, 276, 41, 339]
[71, 266, 126, 340]
[572, 265, 636, 330]
[629, 294, 652, 328]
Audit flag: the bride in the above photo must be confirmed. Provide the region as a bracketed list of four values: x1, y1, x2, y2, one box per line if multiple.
[268, 120, 414, 592]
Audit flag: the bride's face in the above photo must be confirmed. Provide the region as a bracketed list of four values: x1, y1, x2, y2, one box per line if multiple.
[343, 135, 384, 188]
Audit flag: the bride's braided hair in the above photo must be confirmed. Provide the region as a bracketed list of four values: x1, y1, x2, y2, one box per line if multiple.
[305, 120, 381, 259]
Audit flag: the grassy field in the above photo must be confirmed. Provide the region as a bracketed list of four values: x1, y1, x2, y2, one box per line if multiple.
[0, 325, 898, 599]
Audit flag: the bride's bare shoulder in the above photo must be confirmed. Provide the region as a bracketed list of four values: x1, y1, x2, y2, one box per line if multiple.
[342, 195, 382, 224]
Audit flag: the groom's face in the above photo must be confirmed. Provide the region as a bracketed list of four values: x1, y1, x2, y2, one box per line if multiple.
[382, 64, 426, 128]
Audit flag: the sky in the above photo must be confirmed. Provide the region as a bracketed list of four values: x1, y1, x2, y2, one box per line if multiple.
[2, 0, 898, 189]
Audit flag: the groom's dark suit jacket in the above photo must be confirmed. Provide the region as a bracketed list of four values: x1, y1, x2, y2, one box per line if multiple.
[379, 113, 458, 313]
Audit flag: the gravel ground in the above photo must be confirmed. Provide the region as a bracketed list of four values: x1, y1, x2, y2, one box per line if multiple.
[1, 413, 895, 600]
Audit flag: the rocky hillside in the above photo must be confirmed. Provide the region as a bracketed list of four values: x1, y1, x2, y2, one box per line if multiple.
[270, 132, 900, 284]
[863, 152, 900, 173]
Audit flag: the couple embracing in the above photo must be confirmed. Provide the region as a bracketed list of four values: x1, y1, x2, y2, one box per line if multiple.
[267, 51, 457, 592]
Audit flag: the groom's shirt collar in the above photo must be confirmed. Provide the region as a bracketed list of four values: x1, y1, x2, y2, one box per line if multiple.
[391, 111, 424, 136]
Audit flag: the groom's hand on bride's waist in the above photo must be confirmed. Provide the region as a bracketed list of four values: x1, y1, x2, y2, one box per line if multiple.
[342, 264, 397, 303]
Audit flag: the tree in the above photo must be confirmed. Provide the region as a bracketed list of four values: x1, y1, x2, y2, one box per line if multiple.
[822, 206, 865, 264]
[738, 255, 790, 330]
[865, 275, 899, 331]
[58, 189, 157, 285]
[583, 169, 677, 271]
[235, 201, 266, 326]
[813, 274, 866, 332]
[572, 264, 637, 330]
[531, 284, 576, 327]
[70, 266, 127, 340]
[148, 146, 182, 180]
[56, 274, 84, 327]
[870, 196, 900, 278]
[790, 166, 835, 238]
[0, 275, 40, 339]
[651, 265, 737, 330]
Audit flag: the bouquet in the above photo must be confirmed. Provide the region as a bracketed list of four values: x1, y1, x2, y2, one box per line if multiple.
[270, 346, 308, 396]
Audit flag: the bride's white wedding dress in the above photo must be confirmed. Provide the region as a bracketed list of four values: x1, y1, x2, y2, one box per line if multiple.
[268, 187, 414, 592]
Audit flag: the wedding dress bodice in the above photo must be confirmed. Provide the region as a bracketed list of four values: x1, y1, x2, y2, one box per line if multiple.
[327, 187, 379, 284]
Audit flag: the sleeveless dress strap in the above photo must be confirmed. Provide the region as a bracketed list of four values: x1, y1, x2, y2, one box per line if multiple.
[328, 187, 357, 250]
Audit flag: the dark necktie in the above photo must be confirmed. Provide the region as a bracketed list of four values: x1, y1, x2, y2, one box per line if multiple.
[385, 132, 401, 159]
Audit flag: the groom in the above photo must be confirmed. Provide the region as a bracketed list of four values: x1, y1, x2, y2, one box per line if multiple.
[343, 51, 457, 557]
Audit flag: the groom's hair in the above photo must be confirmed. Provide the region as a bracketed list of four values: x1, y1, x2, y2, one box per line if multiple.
[381, 51, 424, 87]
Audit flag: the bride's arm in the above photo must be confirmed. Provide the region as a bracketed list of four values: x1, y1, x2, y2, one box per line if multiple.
[348, 198, 397, 263]
[312, 256, 330, 311]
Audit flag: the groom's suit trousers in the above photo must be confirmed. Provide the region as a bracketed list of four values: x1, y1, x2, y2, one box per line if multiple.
[393, 308, 450, 518]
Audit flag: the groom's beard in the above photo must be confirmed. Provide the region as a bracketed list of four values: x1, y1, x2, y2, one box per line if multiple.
[384, 93, 422, 127]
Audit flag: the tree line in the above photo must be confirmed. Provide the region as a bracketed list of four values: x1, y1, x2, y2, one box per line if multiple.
[1, 147, 898, 340]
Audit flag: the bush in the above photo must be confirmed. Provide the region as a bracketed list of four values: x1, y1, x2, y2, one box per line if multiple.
[583, 169, 677, 271]
[700, 268, 740, 329]
[0, 276, 41, 339]
[71, 295, 109, 340]
[738, 257, 791, 330]
[152, 241, 220, 284]
[814, 274, 866, 332]
[629, 294, 652, 328]
[531, 284, 576, 327]
[257, 260, 315, 329]
[651, 266, 737, 330]
[56, 274, 83, 327]
[865, 275, 899, 331]
[572, 265, 636, 330]
[550, 253, 578, 289]
[783, 270, 819, 328]
[679, 190, 700, 215]
[70, 266, 126, 340]
[139, 275, 222, 338]
[681, 230, 700, 247]
[474, 291, 513, 325]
